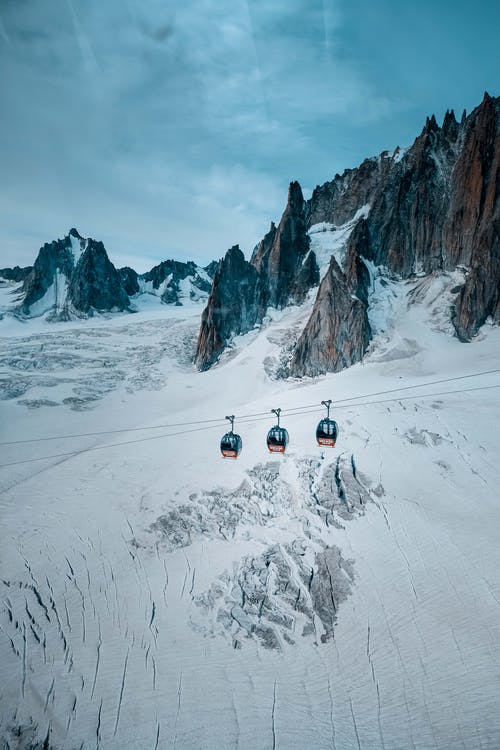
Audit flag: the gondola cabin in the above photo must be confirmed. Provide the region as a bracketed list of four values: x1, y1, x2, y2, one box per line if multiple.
[220, 431, 242, 458]
[267, 426, 289, 453]
[316, 418, 338, 447]
[316, 399, 338, 447]
[267, 408, 288, 453]
[220, 415, 242, 459]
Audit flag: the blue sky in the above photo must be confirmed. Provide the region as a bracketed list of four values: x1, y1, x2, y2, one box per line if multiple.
[0, 0, 498, 270]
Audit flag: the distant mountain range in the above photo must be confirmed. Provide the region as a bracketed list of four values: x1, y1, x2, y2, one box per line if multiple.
[2, 93, 498, 379]
[0, 228, 217, 319]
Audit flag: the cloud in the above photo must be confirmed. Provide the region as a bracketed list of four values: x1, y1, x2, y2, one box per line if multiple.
[4, 0, 495, 270]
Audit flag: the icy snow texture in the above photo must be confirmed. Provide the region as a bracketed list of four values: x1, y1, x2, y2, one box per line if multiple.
[1, 272, 500, 749]
[308, 204, 370, 279]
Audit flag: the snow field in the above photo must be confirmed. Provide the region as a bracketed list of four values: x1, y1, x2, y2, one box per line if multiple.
[1, 266, 500, 748]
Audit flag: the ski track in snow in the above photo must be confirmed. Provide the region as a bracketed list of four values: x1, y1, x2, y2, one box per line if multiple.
[1, 272, 500, 749]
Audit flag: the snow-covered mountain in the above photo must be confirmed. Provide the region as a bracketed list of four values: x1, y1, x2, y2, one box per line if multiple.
[0, 229, 218, 321]
[196, 93, 500, 372]
[138, 258, 214, 305]
[18, 228, 130, 319]
[1, 92, 500, 749]
[1, 224, 500, 748]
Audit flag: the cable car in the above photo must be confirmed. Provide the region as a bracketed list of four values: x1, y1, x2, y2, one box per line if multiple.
[267, 408, 289, 453]
[220, 415, 242, 459]
[316, 399, 338, 447]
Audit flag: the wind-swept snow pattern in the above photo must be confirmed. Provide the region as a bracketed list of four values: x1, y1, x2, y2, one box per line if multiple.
[1, 276, 500, 749]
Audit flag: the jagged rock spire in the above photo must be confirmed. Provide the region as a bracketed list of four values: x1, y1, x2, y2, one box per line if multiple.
[196, 180, 316, 369]
[195, 246, 261, 370]
[194, 94, 500, 374]
[290, 256, 371, 377]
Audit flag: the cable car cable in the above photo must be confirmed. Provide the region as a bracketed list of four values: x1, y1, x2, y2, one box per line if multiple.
[0, 417, 228, 447]
[0, 423, 226, 468]
[271, 367, 500, 414]
[1, 382, 498, 469]
[1, 368, 498, 448]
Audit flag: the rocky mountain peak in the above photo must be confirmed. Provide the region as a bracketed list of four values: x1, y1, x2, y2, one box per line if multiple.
[13, 228, 220, 320]
[195, 245, 261, 370]
[21, 235, 75, 314]
[250, 180, 311, 310]
[195, 93, 500, 376]
[423, 113, 439, 135]
[289, 256, 371, 377]
[0, 265, 33, 283]
[287, 180, 304, 213]
[195, 184, 321, 369]
[68, 240, 129, 314]
[20, 231, 128, 318]
[442, 109, 459, 141]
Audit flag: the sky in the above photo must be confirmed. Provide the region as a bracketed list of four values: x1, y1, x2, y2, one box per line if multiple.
[0, 0, 499, 272]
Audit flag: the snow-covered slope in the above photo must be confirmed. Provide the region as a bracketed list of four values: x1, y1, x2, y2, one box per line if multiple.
[1, 272, 500, 749]
[309, 204, 370, 278]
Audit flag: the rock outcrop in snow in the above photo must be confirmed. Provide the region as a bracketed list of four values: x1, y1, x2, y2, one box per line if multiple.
[118, 266, 140, 296]
[67, 239, 130, 315]
[322, 93, 500, 341]
[196, 245, 261, 370]
[0, 265, 32, 282]
[195, 182, 318, 369]
[196, 93, 500, 374]
[14, 230, 219, 320]
[21, 229, 78, 316]
[20, 228, 129, 318]
[251, 181, 312, 309]
[140, 258, 213, 305]
[446, 93, 500, 340]
[290, 256, 371, 377]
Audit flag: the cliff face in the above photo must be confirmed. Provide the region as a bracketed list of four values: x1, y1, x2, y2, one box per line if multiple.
[118, 266, 140, 296]
[17, 230, 219, 319]
[251, 181, 311, 309]
[196, 246, 261, 370]
[445, 93, 500, 339]
[364, 114, 459, 276]
[20, 229, 129, 318]
[0, 266, 32, 283]
[195, 93, 500, 375]
[290, 257, 371, 377]
[195, 182, 316, 368]
[68, 240, 130, 314]
[305, 156, 386, 227]
[337, 94, 499, 339]
[21, 231, 76, 314]
[141, 259, 213, 305]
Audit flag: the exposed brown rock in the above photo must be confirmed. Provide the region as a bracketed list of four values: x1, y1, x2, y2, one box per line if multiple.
[446, 93, 500, 339]
[335, 94, 499, 339]
[291, 250, 320, 304]
[344, 218, 372, 304]
[195, 182, 315, 369]
[195, 246, 260, 370]
[305, 157, 385, 227]
[251, 181, 311, 308]
[196, 93, 500, 374]
[290, 257, 371, 377]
